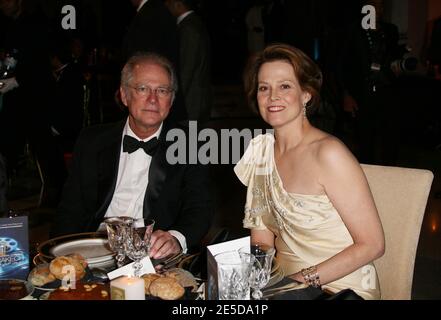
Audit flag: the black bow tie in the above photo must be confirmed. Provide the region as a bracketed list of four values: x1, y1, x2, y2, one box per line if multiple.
[123, 135, 159, 156]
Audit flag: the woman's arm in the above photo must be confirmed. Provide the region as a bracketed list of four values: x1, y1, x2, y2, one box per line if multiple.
[290, 138, 385, 286]
[251, 229, 275, 248]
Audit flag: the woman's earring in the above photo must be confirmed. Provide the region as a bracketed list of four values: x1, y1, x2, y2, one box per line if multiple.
[303, 102, 307, 118]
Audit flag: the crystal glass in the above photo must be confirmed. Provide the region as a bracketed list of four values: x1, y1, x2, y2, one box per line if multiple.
[104, 216, 133, 268]
[215, 251, 254, 300]
[125, 218, 155, 277]
[240, 244, 275, 300]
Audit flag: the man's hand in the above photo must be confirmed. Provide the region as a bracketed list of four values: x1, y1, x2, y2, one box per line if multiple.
[343, 93, 359, 118]
[0, 77, 19, 94]
[149, 230, 181, 260]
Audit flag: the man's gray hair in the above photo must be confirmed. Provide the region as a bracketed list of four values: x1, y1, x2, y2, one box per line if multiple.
[121, 52, 179, 95]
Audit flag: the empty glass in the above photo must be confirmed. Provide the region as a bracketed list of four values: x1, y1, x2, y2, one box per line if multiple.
[125, 218, 155, 277]
[215, 251, 253, 300]
[104, 216, 134, 268]
[240, 244, 275, 300]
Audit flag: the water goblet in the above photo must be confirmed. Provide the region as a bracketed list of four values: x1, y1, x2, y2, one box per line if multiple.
[241, 244, 275, 300]
[215, 251, 254, 300]
[104, 216, 134, 268]
[125, 218, 155, 277]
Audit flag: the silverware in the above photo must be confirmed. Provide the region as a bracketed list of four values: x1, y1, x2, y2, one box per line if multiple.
[91, 268, 109, 281]
[160, 252, 186, 270]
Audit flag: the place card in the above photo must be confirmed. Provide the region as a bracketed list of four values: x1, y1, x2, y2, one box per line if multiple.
[107, 256, 155, 280]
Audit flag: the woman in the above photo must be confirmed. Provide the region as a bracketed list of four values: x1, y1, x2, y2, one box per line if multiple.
[234, 44, 385, 299]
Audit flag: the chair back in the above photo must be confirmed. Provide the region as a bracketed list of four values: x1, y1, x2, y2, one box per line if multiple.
[361, 164, 433, 300]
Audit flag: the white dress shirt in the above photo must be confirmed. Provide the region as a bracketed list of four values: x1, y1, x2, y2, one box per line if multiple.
[103, 119, 187, 253]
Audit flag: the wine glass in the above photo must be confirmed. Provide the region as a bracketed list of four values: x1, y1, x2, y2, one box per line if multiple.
[240, 244, 275, 300]
[104, 216, 133, 268]
[125, 218, 155, 277]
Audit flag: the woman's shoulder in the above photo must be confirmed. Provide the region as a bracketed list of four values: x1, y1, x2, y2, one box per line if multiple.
[310, 131, 356, 166]
[309, 131, 364, 183]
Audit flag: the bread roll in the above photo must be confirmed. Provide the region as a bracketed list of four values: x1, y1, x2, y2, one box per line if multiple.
[49, 256, 86, 281]
[141, 273, 162, 295]
[29, 265, 56, 287]
[67, 253, 88, 268]
[149, 277, 185, 300]
[164, 268, 198, 292]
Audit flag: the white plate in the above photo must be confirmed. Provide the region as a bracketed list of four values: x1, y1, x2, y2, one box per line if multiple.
[50, 239, 114, 265]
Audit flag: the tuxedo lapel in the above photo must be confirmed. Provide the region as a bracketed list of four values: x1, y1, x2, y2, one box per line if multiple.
[143, 122, 171, 219]
[93, 121, 125, 223]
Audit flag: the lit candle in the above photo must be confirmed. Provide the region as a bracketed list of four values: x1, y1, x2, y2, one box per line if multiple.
[110, 276, 145, 300]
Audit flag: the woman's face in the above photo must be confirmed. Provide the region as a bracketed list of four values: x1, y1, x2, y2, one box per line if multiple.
[257, 60, 311, 129]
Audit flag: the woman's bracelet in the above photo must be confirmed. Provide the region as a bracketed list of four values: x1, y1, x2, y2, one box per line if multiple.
[301, 265, 321, 288]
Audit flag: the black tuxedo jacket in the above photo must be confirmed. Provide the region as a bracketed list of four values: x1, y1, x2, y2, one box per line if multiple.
[52, 120, 214, 251]
[339, 22, 400, 103]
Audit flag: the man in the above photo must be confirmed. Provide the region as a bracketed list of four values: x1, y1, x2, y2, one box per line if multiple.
[124, 0, 187, 124]
[52, 53, 214, 259]
[339, 0, 401, 165]
[165, 0, 212, 124]
[49, 40, 85, 153]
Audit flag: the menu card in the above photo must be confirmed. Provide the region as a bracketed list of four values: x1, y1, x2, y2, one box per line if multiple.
[206, 236, 250, 300]
[0, 216, 29, 280]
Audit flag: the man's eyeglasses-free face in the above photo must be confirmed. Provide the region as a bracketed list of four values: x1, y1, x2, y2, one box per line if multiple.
[127, 84, 174, 98]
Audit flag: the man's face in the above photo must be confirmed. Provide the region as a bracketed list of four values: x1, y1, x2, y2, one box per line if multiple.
[0, 0, 20, 17]
[120, 62, 173, 137]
